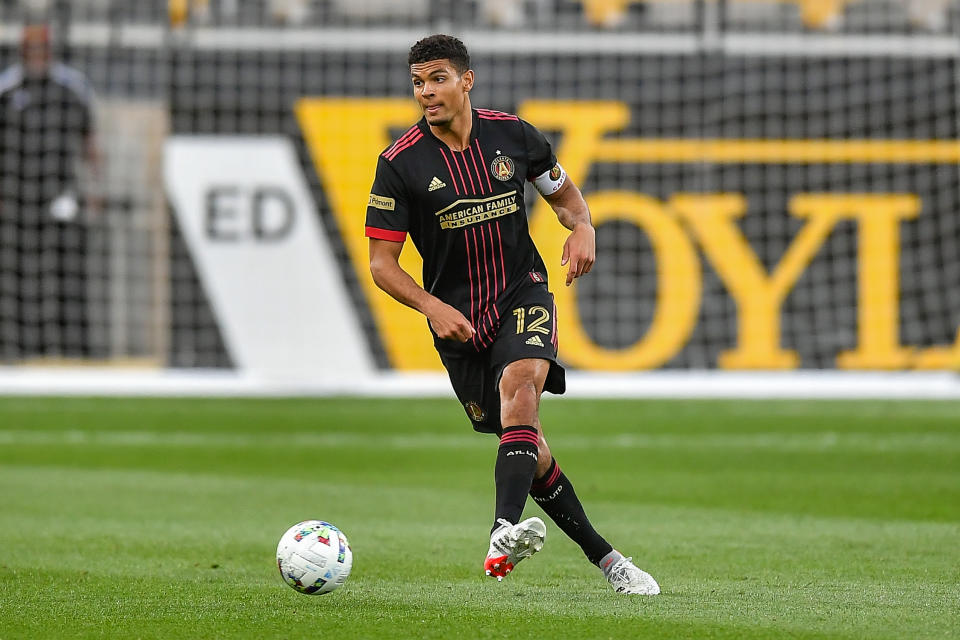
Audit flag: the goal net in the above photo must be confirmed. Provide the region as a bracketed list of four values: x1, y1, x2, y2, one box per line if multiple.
[0, 0, 957, 376]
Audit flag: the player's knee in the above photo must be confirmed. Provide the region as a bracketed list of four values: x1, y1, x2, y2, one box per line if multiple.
[500, 377, 537, 413]
[500, 368, 536, 401]
[500, 360, 546, 424]
[500, 360, 542, 398]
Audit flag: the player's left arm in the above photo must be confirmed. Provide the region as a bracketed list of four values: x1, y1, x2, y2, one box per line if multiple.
[522, 118, 595, 286]
[543, 179, 595, 286]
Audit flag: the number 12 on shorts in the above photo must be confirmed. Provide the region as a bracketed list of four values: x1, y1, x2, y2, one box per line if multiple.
[513, 306, 551, 335]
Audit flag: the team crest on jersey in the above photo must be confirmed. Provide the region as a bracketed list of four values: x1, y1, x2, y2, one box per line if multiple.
[490, 155, 515, 181]
[465, 401, 487, 422]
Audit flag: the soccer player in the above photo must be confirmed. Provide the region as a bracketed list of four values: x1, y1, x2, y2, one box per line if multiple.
[366, 34, 659, 595]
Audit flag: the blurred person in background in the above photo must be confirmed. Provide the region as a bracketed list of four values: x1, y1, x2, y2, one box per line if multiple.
[0, 22, 100, 362]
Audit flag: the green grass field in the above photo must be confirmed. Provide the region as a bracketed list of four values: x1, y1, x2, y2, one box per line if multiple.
[0, 396, 958, 639]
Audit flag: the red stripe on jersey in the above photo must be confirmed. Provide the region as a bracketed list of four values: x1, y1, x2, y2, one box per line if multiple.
[438, 148, 461, 195]
[382, 127, 420, 158]
[381, 125, 419, 157]
[479, 308, 496, 347]
[487, 308, 499, 342]
[477, 109, 519, 121]
[451, 150, 471, 195]
[450, 151, 471, 195]
[480, 224, 491, 311]
[471, 227, 485, 345]
[384, 131, 422, 160]
[472, 231, 491, 349]
[495, 221, 506, 293]
[485, 224, 498, 299]
[464, 146, 482, 194]
[474, 139, 494, 192]
[458, 151, 478, 195]
[477, 234, 497, 349]
[463, 229, 477, 347]
[365, 226, 406, 242]
[467, 142, 491, 193]
[384, 134, 422, 161]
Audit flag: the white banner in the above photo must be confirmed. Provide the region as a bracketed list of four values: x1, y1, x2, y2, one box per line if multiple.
[164, 136, 373, 381]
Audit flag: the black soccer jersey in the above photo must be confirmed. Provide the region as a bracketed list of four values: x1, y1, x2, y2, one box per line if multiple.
[366, 108, 561, 351]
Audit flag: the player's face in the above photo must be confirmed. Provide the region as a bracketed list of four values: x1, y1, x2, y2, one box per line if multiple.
[410, 59, 473, 126]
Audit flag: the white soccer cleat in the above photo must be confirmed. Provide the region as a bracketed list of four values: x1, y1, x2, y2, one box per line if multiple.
[483, 516, 546, 581]
[605, 555, 661, 595]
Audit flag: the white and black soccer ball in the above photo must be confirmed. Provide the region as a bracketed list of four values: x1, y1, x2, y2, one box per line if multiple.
[276, 520, 353, 595]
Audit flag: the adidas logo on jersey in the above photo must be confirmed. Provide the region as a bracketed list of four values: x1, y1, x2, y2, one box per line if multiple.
[428, 176, 447, 191]
[525, 335, 545, 347]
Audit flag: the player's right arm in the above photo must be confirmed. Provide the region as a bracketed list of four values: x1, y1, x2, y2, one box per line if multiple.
[366, 155, 474, 343]
[368, 238, 475, 342]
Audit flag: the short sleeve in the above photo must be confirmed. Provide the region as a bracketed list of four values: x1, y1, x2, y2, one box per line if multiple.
[520, 119, 557, 180]
[365, 156, 409, 243]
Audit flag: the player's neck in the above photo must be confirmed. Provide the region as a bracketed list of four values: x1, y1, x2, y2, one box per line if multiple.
[428, 98, 473, 152]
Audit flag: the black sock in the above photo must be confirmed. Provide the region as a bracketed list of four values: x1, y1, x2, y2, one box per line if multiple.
[530, 458, 613, 564]
[492, 425, 540, 533]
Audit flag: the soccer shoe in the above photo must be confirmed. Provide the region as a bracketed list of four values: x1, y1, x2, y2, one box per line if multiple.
[604, 555, 661, 595]
[483, 517, 547, 581]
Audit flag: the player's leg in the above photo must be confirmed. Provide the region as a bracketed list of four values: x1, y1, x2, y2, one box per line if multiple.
[528, 425, 611, 564]
[529, 417, 660, 594]
[529, 428, 658, 594]
[484, 357, 549, 579]
[436, 347, 544, 580]
[493, 357, 548, 528]
[486, 292, 606, 562]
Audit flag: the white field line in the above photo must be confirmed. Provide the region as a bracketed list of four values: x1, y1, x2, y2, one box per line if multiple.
[0, 429, 956, 453]
[2, 370, 960, 398]
[2, 397, 959, 419]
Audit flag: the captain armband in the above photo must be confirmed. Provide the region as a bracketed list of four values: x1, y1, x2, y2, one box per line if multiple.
[531, 163, 567, 196]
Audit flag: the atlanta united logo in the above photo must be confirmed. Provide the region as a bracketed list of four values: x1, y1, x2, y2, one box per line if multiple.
[465, 401, 487, 422]
[490, 155, 515, 181]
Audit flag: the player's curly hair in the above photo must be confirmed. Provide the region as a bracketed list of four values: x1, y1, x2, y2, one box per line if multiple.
[408, 34, 470, 75]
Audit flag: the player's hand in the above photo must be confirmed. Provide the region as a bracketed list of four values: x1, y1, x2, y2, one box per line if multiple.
[561, 222, 596, 286]
[426, 301, 476, 342]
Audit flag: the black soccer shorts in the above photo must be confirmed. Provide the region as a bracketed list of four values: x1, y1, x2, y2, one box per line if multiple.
[437, 281, 566, 435]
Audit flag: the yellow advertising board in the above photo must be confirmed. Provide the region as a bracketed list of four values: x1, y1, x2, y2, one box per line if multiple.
[296, 98, 960, 371]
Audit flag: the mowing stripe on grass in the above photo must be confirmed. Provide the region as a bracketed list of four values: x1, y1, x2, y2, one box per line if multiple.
[0, 428, 958, 453]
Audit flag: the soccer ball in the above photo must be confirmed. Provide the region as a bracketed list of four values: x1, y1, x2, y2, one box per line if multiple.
[276, 520, 353, 595]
